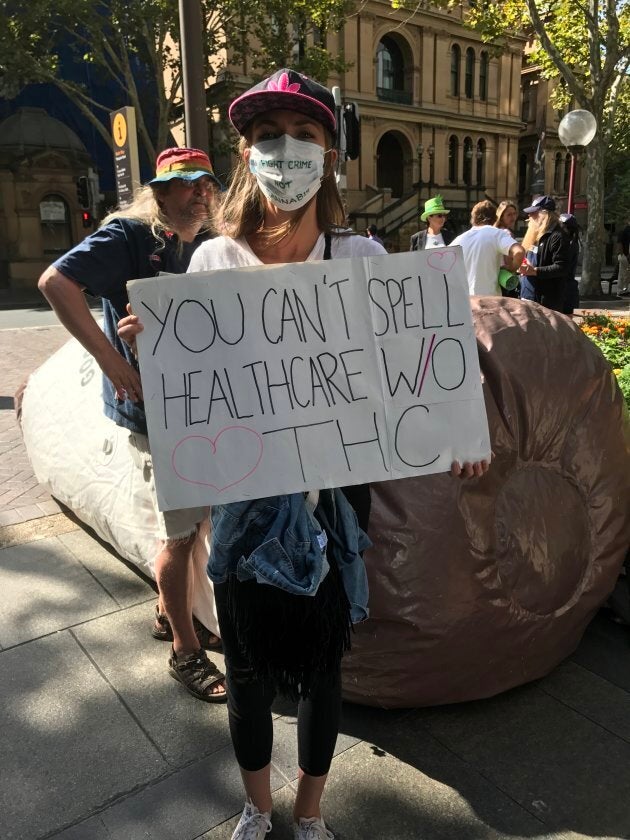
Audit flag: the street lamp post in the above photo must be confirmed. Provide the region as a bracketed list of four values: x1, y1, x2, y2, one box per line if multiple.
[416, 143, 435, 215]
[178, 0, 209, 152]
[416, 143, 424, 216]
[465, 146, 473, 214]
[558, 109, 597, 214]
[475, 147, 484, 193]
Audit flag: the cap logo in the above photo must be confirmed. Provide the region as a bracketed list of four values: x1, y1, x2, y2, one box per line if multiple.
[267, 72, 301, 93]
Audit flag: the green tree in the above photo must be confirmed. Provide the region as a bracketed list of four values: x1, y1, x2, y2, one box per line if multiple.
[0, 0, 351, 162]
[605, 77, 630, 226]
[393, 0, 630, 294]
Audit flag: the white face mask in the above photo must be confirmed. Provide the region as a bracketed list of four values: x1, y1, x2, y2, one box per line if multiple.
[248, 135, 325, 211]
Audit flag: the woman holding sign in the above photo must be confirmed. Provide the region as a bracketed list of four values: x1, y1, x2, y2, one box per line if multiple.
[120, 69, 489, 840]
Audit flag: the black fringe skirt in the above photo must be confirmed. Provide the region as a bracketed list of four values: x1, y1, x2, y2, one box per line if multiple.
[225, 552, 352, 701]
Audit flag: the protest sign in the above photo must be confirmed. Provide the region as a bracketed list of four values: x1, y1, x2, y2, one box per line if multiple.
[128, 248, 490, 510]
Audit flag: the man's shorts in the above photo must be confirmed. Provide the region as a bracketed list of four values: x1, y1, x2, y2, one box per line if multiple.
[128, 431, 209, 543]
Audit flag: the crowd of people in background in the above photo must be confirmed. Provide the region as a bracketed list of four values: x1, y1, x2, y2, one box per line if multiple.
[402, 192, 590, 316]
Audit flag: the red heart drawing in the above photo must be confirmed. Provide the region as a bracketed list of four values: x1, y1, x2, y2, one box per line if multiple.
[427, 250, 457, 274]
[171, 426, 264, 492]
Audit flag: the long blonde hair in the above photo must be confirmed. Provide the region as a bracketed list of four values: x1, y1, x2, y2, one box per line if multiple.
[521, 209, 560, 252]
[494, 200, 518, 230]
[101, 184, 213, 251]
[217, 132, 346, 245]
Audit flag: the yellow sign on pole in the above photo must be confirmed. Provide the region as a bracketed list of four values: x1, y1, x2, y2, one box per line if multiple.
[110, 106, 141, 206]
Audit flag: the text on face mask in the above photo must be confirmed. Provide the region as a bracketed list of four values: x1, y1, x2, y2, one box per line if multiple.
[256, 159, 314, 170]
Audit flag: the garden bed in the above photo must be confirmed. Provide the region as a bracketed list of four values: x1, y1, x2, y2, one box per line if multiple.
[578, 312, 630, 409]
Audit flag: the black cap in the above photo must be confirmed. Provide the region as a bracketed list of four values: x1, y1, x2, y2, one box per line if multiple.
[523, 195, 556, 214]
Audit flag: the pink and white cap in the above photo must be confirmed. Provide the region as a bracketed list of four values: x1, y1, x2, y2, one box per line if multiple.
[229, 69, 337, 138]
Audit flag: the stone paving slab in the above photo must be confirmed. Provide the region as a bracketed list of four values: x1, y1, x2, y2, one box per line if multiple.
[77, 749, 283, 840]
[0, 631, 166, 840]
[305, 740, 545, 840]
[49, 750, 288, 840]
[418, 683, 630, 837]
[71, 601, 233, 766]
[0, 536, 120, 648]
[540, 660, 630, 744]
[0, 511, 80, 549]
[47, 815, 113, 840]
[339, 703, 553, 838]
[57, 528, 155, 608]
[571, 612, 630, 693]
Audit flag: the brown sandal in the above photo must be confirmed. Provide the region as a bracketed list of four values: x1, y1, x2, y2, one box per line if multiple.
[152, 605, 222, 651]
[168, 647, 227, 703]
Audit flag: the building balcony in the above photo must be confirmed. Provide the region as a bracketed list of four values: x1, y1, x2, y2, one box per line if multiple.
[376, 87, 412, 105]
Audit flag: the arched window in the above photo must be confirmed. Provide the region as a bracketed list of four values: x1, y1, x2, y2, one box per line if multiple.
[377, 36, 406, 101]
[465, 48, 475, 99]
[563, 153, 572, 192]
[479, 52, 488, 101]
[39, 194, 72, 255]
[463, 137, 473, 185]
[476, 139, 486, 186]
[448, 135, 459, 183]
[554, 152, 563, 192]
[518, 153, 528, 195]
[451, 45, 461, 96]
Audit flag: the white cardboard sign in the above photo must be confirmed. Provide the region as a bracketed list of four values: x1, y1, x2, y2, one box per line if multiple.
[128, 248, 490, 510]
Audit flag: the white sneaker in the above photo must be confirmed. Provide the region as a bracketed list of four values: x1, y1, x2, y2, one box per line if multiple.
[231, 800, 272, 840]
[293, 815, 334, 839]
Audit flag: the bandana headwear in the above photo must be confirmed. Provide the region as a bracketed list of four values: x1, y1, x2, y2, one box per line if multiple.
[149, 147, 222, 188]
[229, 69, 337, 139]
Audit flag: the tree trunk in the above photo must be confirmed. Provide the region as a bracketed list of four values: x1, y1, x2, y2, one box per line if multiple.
[581, 136, 606, 296]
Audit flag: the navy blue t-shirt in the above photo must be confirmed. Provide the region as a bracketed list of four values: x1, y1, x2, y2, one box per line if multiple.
[53, 218, 206, 434]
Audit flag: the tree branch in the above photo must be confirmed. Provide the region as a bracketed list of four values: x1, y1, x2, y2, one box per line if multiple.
[525, 0, 590, 107]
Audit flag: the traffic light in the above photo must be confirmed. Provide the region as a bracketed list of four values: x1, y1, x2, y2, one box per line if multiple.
[343, 103, 360, 161]
[81, 210, 93, 229]
[76, 176, 90, 209]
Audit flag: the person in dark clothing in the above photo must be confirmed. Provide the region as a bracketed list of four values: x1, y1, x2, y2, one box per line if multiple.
[519, 195, 570, 312]
[410, 195, 455, 251]
[616, 221, 630, 295]
[559, 212, 581, 315]
[366, 223, 384, 246]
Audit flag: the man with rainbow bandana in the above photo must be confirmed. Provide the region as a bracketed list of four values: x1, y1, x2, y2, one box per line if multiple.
[38, 148, 227, 702]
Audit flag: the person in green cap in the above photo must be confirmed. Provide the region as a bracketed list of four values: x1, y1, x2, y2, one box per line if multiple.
[410, 195, 455, 251]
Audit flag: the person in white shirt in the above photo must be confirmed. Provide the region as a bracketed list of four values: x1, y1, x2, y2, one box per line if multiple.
[451, 200, 525, 296]
[118, 67, 490, 840]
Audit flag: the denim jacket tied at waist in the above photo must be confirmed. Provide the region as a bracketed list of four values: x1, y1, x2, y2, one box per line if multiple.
[209, 488, 371, 623]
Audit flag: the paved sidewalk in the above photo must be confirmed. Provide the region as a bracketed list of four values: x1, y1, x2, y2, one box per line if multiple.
[1, 311, 629, 839]
[1, 519, 630, 840]
[0, 324, 67, 527]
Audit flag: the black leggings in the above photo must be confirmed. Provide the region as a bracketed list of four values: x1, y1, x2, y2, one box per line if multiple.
[214, 581, 342, 776]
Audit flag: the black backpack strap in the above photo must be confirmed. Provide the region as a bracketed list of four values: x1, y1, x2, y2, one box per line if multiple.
[324, 233, 332, 260]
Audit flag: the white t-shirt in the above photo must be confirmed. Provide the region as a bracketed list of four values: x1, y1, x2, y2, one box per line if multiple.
[450, 225, 517, 296]
[188, 232, 387, 273]
[425, 232, 445, 249]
